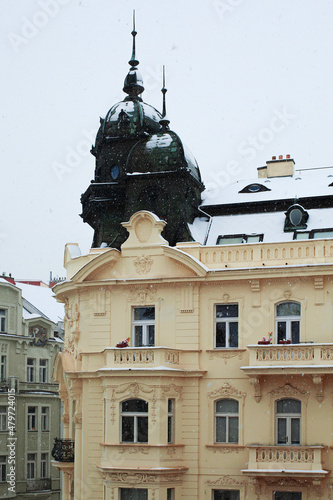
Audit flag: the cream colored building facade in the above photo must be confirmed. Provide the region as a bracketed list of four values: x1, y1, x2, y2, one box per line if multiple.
[53, 197, 333, 500]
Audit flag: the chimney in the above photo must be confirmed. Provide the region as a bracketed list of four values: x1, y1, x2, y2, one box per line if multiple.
[1, 272, 15, 285]
[258, 155, 295, 178]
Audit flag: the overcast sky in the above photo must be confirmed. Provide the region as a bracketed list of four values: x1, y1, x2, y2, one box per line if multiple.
[1, 0, 333, 282]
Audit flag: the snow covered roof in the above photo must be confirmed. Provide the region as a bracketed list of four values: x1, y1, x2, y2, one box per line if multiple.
[193, 165, 333, 246]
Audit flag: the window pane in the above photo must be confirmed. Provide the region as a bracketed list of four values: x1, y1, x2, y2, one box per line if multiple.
[277, 399, 301, 414]
[291, 418, 301, 444]
[121, 416, 134, 442]
[228, 416, 239, 443]
[277, 322, 286, 342]
[276, 302, 301, 317]
[217, 237, 243, 245]
[277, 418, 287, 444]
[291, 321, 300, 344]
[216, 305, 238, 318]
[216, 416, 226, 442]
[274, 493, 302, 500]
[120, 489, 148, 500]
[134, 307, 155, 321]
[295, 232, 310, 240]
[134, 325, 143, 347]
[229, 322, 238, 348]
[216, 322, 226, 347]
[137, 417, 148, 443]
[213, 490, 240, 500]
[148, 325, 155, 346]
[313, 231, 333, 239]
[247, 235, 261, 243]
[122, 399, 148, 413]
[216, 399, 238, 413]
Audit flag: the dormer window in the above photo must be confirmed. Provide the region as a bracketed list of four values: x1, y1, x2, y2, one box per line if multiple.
[284, 204, 308, 232]
[216, 234, 263, 245]
[239, 183, 271, 194]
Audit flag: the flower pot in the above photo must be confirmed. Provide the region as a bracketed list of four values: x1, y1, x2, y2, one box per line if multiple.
[258, 340, 271, 345]
[278, 340, 291, 344]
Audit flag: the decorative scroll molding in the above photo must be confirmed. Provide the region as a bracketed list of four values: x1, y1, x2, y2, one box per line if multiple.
[110, 382, 155, 424]
[118, 446, 149, 455]
[206, 445, 243, 454]
[128, 286, 157, 305]
[161, 384, 183, 400]
[101, 468, 186, 485]
[207, 383, 246, 407]
[180, 286, 194, 313]
[206, 475, 242, 486]
[133, 255, 153, 275]
[268, 383, 309, 403]
[208, 350, 244, 363]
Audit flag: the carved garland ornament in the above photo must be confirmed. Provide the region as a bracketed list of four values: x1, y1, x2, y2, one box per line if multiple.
[207, 383, 246, 406]
[206, 475, 242, 486]
[268, 383, 309, 401]
[110, 382, 155, 424]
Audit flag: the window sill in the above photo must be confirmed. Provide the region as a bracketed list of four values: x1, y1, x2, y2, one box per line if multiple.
[206, 444, 244, 453]
[207, 348, 246, 352]
[100, 442, 184, 448]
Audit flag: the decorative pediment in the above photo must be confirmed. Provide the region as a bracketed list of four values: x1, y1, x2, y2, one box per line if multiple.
[268, 383, 308, 400]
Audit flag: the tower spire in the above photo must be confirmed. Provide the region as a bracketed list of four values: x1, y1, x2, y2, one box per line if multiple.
[160, 65, 170, 130]
[123, 10, 144, 98]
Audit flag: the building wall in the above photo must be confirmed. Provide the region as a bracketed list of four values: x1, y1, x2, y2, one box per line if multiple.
[54, 211, 333, 500]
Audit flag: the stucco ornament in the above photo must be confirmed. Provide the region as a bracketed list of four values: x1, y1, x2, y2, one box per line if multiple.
[133, 255, 153, 274]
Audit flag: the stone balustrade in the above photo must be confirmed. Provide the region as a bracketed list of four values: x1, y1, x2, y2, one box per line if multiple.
[246, 343, 333, 369]
[246, 445, 325, 472]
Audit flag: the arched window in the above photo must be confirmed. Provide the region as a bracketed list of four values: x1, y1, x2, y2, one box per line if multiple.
[276, 302, 301, 343]
[121, 399, 148, 443]
[276, 398, 301, 445]
[215, 399, 239, 444]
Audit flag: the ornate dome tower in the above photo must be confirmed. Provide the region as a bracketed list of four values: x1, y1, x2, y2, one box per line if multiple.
[81, 16, 204, 249]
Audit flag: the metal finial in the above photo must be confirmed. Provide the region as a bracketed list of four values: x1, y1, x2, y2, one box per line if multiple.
[160, 65, 170, 130]
[161, 65, 167, 117]
[129, 9, 139, 67]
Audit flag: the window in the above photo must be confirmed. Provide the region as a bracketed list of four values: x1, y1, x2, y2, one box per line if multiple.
[216, 234, 263, 245]
[284, 204, 308, 232]
[168, 399, 174, 444]
[27, 453, 36, 479]
[41, 407, 49, 431]
[39, 359, 48, 383]
[40, 453, 48, 478]
[276, 399, 301, 445]
[167, 489, 175, 500]
[274, 493, 302, 500]
[28, 407, 37, 431]
[239, 183, 271, 193]
[0, 310, 5, 332]
[119, 488, 148, 499]
[215, 304, 238, 348]
[133, 307, 155, 347]
[0, 406, 7, 431]
[215, 399, 239, 444]
[276, 302, 300, 344]
[27, 358, 35, 382]
[0, 456, 6, 482]
[0, 356, 6, 381]
[213, 490, 240, 500]
[121, 399, 148, 443]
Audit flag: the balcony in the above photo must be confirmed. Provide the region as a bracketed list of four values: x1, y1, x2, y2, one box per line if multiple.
[26, 478, 51, 492]
[243, 445, 328, 479]
[82, 347, 203, 375]
[242, 343, 333, 376]
[51, 438, 74, 462]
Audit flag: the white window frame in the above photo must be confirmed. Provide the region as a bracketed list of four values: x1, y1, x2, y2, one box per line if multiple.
[41, 406, 49, 431]
[0, 406, 7, 431]
[27, 453, 36, 479]
[275, 399, 301, 446]
[0, 310, 6, 333]
[27, 358, 35, 382]
[39, 359, 48, 383]
[121, 399, 148, 444]
[40, 452, 48, 478]
[215, 398, 239, 444]
[0, 456, 6, 482]
[0, 355, 6, 381]
[275, 302, 301, 343]
[132, 307, 155, 347]
[28, 406, 37, 431]
[214, 304, 239, 348]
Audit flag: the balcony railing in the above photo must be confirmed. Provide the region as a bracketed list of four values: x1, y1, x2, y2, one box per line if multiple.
[243, 343, 333, 374]
[51, 438, 74, 462]
[26, 478, 51, 492]
[244, 445, 327, 476]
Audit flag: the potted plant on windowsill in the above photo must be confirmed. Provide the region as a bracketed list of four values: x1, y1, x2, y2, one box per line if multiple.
[278, 339, 291, 345]
[258, 332, 273, 345]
